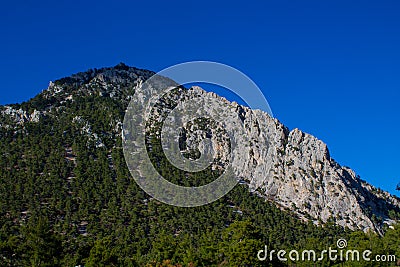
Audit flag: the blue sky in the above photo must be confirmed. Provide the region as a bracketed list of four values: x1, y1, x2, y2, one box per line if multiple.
[1, 0, 399, 196]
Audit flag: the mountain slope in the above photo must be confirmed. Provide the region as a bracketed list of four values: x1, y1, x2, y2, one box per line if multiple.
[1, 63, 399, 233]
[0, 63, 399, 266]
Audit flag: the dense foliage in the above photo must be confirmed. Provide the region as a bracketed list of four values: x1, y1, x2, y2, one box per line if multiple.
[0, 79, 399, 266]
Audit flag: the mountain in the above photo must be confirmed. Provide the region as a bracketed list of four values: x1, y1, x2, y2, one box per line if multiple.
[3, 62, 397, 232]
[186, 90, 400, 233]
[0, 63, 399, 266]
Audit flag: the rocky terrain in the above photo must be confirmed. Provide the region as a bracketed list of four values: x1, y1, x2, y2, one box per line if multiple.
[1, 63, 399, 234]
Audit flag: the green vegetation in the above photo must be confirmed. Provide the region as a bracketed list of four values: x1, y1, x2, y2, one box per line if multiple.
[0, 82, 399, 266]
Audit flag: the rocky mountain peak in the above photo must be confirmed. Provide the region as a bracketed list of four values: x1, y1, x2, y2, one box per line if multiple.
[1, 64, 399, 234]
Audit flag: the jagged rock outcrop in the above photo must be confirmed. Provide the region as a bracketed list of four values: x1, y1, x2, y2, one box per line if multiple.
[151, 85, 399, 233]
[0, 106, 43, 126]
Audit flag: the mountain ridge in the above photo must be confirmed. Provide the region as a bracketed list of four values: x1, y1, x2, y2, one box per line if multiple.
[1, 63, 399, 234]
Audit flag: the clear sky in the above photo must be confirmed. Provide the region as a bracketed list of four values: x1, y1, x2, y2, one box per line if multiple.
[1, 0, 399, 196]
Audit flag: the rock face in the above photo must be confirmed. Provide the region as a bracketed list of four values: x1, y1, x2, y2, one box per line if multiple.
[1, 63, 398, 233]
[160, 86, 400, 233]
[229, 106, 399, 233]
[0, 106, 43, 126]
